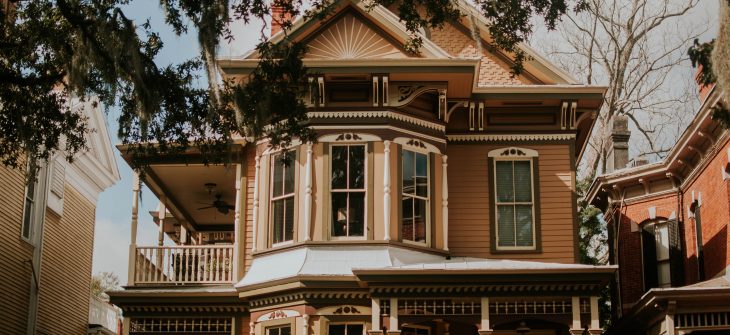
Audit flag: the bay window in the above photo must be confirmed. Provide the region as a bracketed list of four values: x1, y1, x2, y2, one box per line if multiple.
[331, 145, 366, 238]
[401, 149, 429, 244]
[271, 153, 295, 245]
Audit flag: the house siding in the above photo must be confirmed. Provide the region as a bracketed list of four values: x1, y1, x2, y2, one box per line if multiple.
[36, 184, 97, 335]
[448, 143, 576, 263]
[0, 166, 33, 334]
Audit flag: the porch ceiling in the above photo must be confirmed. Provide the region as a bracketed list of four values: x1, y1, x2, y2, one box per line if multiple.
[146, 164, 238, 228]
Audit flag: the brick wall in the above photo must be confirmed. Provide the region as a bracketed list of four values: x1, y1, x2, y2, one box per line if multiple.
[615, 194, 679, 313]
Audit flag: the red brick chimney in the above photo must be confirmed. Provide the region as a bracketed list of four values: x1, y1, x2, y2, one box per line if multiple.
[695, 66, 716, 103]
[271, 1, 293, 36]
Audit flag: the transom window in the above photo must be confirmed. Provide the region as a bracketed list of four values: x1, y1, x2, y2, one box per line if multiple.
[329, 323, 364, 335]
[401, 150, 429, 244]
[490, 147, 538, 250]
[271, 153, 295, 245]
[266, 325, 291, 335]
[331, 145, 366, 238]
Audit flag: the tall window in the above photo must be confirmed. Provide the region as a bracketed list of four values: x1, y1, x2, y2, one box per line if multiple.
[402, 150, 429, 244]
[494, 158, 535, 249]
[329, 323, 364, 335]
[271, 154, 295, 245]
[266, 325, 291, 335]
[643, 221, 671, 289]
[331, 145, 366, 238]
[21, 177, 37, 241]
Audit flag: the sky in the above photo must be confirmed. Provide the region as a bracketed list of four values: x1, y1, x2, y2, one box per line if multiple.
[91, 0, 721, 283]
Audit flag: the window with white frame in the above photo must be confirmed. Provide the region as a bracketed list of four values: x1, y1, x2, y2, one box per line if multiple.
[329, 323, 364, 335]
[331, 145, 366, 238]
[642, 221, 671, 289]
[21, 176, 37, 241]
[266, 325, 291, 335]
[401, 149, 429, 244]
[270, 153, 295, 245]
[490, 148, 537, 250]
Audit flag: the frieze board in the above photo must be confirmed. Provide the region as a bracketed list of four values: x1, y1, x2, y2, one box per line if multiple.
[447, 134, 575, 142]
[308, 111, 446, 132]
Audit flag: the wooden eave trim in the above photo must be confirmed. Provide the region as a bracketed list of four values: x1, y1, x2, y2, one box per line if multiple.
[236, 275, 360, 298]
[353, 266, 617, 277]
[219, 58, 479, 76]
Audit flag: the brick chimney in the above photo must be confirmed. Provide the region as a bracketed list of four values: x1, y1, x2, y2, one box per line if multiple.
[606, 114, 631, 173]
[695, 66, 716, 103]
[271, 1, 293, 36]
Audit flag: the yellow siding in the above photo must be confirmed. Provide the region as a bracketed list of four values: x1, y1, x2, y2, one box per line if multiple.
[448, 144, 576, 263]
[0, 166, 33, 334]
[36, 185, 96, 335]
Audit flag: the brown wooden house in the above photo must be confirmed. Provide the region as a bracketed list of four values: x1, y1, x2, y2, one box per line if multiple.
[109, 1, 615, 334]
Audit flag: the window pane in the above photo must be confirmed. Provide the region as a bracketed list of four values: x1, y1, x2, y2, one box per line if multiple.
[515, 205, 533, 247]
[658, 261, 671, 287]
[273, 158, 284, 197]
[495, 161, 514, 202]
[332, 146, 347, 189]
[22, 199, 32, 238]
[285, 197, 294, 241]
[348, 192, 365, 236]
[402, 197, 414, 240]
[329, 325, 346, 335]
[279, 326, 292, 335]
[497, 205, 515, 247]
[332, 192, 348, 237]
[284, 160, 295, 195]
[273, 200, 285, 243]
[402, 151, 414, 195]
[415, 152, 428, 197]
[349, 146, 365, 189]
[413, 198, 427, 243]
[655, 223, 670, 261]
[347, 324, 364, 334]
[513, 161, 532, 202]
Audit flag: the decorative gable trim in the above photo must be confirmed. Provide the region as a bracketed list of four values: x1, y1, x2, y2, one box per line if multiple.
[448, 134, 575, 142]
[308, 111, 445, 132]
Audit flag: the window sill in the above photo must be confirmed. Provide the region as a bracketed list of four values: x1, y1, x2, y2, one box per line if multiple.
[490, 247, 541, 254]
[251, 239, 449, 257]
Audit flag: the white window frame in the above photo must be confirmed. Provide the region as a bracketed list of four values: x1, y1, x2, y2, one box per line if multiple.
[328, 322, 366, 335]
[20, 163, 48, 246]
[642, 220, 671, 288]
[266, 324, 292, 335]
[270, 152, 296, 247]
[489, 147, 538, 251]
[329, 143, 368, 240]
[401, 149, 430, 246]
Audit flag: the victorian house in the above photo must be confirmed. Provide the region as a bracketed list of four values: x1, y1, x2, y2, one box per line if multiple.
[109, 1, 615, 334]
[587, 78, 730, 335]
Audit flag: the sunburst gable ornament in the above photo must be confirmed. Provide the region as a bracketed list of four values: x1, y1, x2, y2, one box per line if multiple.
[306, 14, 407, 59]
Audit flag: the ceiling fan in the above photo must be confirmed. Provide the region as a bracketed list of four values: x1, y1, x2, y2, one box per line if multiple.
[197, 194, 235, 215]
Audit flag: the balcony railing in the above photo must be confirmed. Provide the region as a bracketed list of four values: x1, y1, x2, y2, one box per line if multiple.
[132, 245, 234, 285]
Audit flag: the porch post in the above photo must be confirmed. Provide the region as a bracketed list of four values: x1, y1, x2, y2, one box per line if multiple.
[383, 141, 391, 241]
[303, 142, 313, 241]
[478, 297, 492, 335]
[388, 298, 399, 334]
[156, 197, 166, 268]
[233, 164, 246, 281]
[665, 300, 677, 335]
[252, 155, 261, 252]
[127, 172, 140, 285]
[570, 296, 582, 335]
[442, 155, 449, 251]
[180, 223, 188, 245]
[588, 296, 601, 334]
[371, 298, 381, 330]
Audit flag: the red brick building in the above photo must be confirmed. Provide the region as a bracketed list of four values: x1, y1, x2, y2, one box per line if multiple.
[587, 82, 730, 334]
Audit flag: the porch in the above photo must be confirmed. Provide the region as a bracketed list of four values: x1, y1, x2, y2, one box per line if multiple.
[122, 146, 248, 286]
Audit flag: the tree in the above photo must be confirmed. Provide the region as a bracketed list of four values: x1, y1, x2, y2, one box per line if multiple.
[1, 0, 590, 177]
[542, 0, 704, 177]
[91, 271, 120, 300]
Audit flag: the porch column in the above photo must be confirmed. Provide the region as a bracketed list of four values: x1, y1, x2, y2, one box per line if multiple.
[665, 301, 677, 335]
[156, 197, 166, 268]
[478, 297, 493, 335]
[588, 296, 601, 335]
[233, 164, 246, 281]
[371, 298, 381, 330]
[252, 155, 261, 252]
[180, 223, 188, 244]
[569, 296, 583, 335]
[383, 141, 391, 241]
[127, 172, 140, 285]
[303, 142, 313, 241]
[442, 155, 449, 251]
[388, 298, 399, 334]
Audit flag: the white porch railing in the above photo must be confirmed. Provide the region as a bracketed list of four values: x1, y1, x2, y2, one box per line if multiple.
[133, 245, 234, 285]
[89, 296, 120, 333]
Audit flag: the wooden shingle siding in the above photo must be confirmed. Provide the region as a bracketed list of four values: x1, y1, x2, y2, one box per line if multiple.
[448, 144, 576, 263]
[36, 184, 97, 335]
[0, 166, 32, 334]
